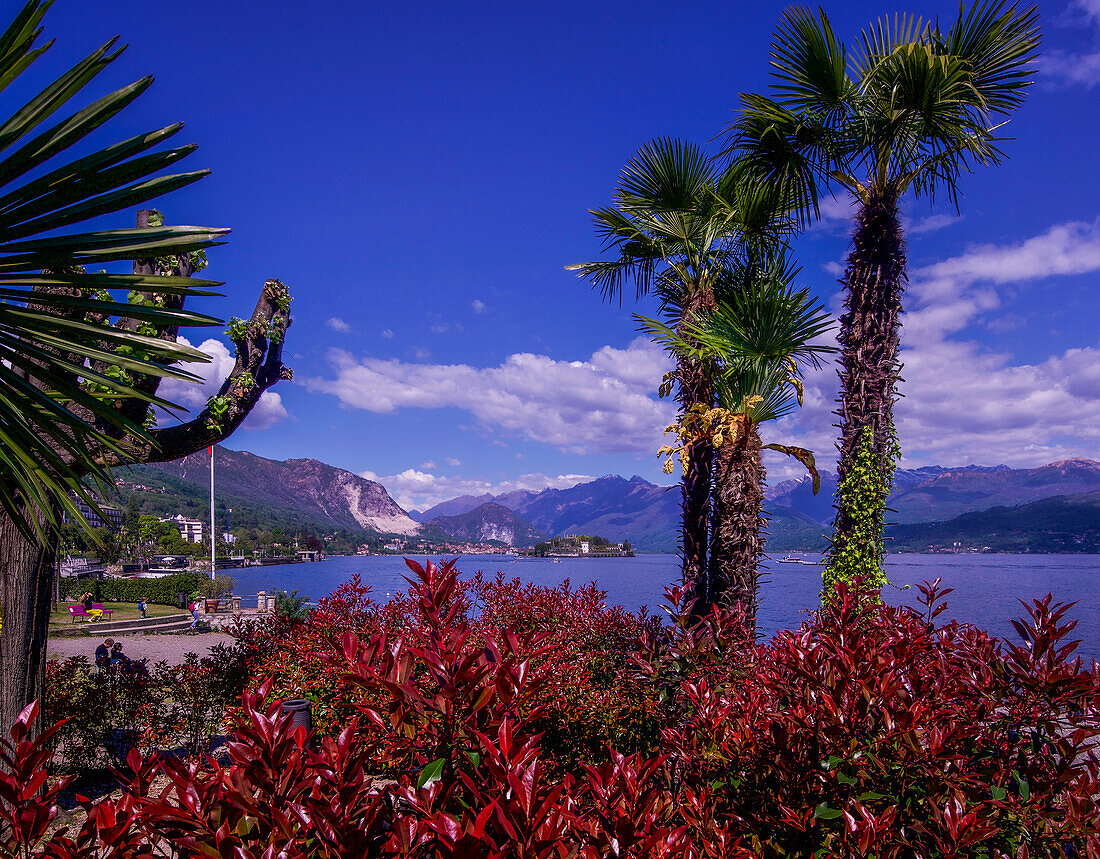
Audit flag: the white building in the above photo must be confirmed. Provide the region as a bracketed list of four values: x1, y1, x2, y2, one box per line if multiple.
[163, 514, 204, 544]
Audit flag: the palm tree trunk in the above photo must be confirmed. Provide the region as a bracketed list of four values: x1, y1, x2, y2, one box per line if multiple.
[832, 191, 906, 558]
[710, 423, 765, 622]
[677, 291, 715, 617]
[0, 504, 57, 733]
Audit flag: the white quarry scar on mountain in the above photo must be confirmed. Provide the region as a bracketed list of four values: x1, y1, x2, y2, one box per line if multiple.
[340, 479, 420, 535]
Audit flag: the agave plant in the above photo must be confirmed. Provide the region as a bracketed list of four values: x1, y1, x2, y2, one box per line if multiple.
[641, 255, 834, 619]
[0, 0, 292, 731]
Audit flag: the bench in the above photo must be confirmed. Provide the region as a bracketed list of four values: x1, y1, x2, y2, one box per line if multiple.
[68, 605, 89, 623]
[92, 603, 114, 620]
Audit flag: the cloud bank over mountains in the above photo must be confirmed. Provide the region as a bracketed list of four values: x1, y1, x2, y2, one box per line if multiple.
[301, 215, 1100, 506]
[771, 218, 1100, 482]
[307, 337, 675, 455]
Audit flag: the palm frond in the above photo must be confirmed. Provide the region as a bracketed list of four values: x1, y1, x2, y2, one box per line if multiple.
[0, 0, 228, 537]
[770, 6, 854, 117]
[943, 0, 1040, 116]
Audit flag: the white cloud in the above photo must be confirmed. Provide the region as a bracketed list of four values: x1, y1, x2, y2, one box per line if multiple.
[808, 195, 857, 235]
[905, 213, 961, 235]
[381, 328, 395, 339]
[360, 468, 594, 511]
[1045, 0, 1100, 88]
[307, 337, 675, 454]
[157, 338, 289, 431]
[472, 299, 487, 313]
[430, 322, 450, 334]
[419, 460, 437, 470]
[445, 457, 462, 466]
[326, 317, 351, 333]
[768, 217, 1100, 479]
[907, 218, 1100, 344]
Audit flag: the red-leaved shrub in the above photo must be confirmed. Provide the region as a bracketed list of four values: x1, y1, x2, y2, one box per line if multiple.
[3, 558, 1097, 857]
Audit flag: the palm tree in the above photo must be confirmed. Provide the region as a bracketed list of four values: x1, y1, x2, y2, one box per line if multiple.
[641, 257, 834, 620]
[569, 139, 786, 607]
[729, 2, 1039, 584]
[0, 0, 293, 730]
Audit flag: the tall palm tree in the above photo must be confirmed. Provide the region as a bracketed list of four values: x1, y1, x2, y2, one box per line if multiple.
[0, 0, 293, 730]
[569, 139, 785, 607]
[729, 2, 1039, 584]
[641, 257, 834, 620]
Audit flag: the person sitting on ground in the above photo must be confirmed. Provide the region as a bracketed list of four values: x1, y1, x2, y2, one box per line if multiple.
[110, 641, 130, 667]
[94, 638, 113, 670]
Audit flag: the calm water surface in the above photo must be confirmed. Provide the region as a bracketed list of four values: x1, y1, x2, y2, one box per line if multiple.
[232, 553, 1100, 661]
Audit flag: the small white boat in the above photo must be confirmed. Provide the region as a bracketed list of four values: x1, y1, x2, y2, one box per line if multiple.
[775, 555, 803, 564]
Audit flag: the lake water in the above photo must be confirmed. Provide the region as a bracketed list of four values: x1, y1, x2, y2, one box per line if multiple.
[230, 553, 1100, 662]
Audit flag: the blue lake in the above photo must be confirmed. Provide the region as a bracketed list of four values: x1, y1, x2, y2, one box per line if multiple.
[231, 553, 1100, 662]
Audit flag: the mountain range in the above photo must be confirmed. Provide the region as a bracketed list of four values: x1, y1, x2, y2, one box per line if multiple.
[136, 448, 1100, 553]
[139, 447, 419, 535]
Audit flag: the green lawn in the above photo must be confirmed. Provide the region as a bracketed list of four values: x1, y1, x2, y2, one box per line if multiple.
[50, 602, 183, 627]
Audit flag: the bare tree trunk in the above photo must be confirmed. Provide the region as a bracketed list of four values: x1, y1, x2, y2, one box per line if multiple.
[0, 503, 57, 733]
[709, 423, 765, 622]
[831, 192, 906, 556]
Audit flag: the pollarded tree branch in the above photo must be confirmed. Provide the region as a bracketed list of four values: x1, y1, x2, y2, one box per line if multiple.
[142, 278, 292, 462]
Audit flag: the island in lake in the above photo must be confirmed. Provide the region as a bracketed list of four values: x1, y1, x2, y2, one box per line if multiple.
[525, 535, 634, 558]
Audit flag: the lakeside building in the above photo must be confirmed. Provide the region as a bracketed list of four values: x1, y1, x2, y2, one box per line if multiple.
[162, 514, 204, 544]
[64, 498, 124, 531]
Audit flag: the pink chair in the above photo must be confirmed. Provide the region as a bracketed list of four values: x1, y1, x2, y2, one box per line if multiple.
[92, 603, 114, 620]
[68, 605, 90, 623]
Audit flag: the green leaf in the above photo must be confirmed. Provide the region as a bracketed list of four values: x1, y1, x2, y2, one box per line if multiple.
[1011, 770, 1030, 800]
[814, 802, 843, 820]
[417, 758, 446, 789]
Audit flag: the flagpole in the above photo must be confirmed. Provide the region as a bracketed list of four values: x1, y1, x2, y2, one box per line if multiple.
[209, 445, 216, 581]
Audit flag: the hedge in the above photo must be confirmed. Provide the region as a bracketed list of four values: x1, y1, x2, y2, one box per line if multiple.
[61, 573, 209, 606]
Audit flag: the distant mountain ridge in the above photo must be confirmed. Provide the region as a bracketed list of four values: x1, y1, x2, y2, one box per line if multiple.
[767, 458, 1100, 526]
[420, 475, 681, 553]
[142, 447, 419, 535]
[422, 503, 546, 547]
[141, 449, 1100, 553]
[888, 489, 1100, 552]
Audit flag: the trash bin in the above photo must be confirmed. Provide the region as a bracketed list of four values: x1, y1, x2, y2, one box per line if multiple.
[280, 699, 312, 734]
[204, 599, 219, 614]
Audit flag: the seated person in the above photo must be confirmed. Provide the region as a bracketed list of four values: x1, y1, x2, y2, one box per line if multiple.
[109, 641, 130, 666]
[82, 592, 102, 620]
[94, 638, 113, 669]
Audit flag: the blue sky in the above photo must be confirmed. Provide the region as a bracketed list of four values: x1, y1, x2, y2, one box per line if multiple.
[48, 0, 1100, 509]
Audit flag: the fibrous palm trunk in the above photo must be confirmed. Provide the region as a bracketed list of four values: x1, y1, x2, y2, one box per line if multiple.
[831, 191, 906, 552]
[0, 504, 57, 733]
[677, 290, 715, 616]
[710, 423, 765, 622]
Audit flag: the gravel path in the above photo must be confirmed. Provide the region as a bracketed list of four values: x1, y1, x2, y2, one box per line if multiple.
[47, 631, 235, 665]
